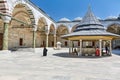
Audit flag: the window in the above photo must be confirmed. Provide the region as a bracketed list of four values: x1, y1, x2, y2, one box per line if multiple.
[19, 38, 23, 46]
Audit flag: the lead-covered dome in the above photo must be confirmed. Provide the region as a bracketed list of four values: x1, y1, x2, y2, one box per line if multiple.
[59, 17, 70, 22]
[73, 17, 82, 21]
[74, 6, 105, 32]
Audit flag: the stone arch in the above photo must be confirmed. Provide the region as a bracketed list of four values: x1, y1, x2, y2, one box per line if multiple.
[107, 23, 120, 34]
[107, 23, 120, 49]
[48, 24, 55, 47]
[0, 0, 9, 14]
[56, 24, 69, 34]
[56, 24, 69, 47]
[71, 24, 79, 32]
[12, 2, 35, 25]
[36, 17, 48, 47]
[9, 3, 35, 49]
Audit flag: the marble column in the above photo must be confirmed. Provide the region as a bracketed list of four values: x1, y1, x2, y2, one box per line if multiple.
[33, 31, 36, 48]
[32, 25, 37, 48]
[46, 33, 49, 47]
[2, 16, 11, 50]
[69, 40, 72, 54]
[99, 39, 102, 56]
[54, 34, 56, 47]
[79, 39, 82, 56]
[109, 40, 112, 56]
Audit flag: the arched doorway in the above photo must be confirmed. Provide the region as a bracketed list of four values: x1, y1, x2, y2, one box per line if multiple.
[9, 4, 34, 49]
[37, 17, 47, 47]
[56, 25, 69, 47]
[107, 24, 120, 49]
[49, 24, 55, 47]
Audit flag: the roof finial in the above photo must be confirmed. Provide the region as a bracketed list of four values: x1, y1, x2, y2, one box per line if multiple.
[88, 4, 92, 13]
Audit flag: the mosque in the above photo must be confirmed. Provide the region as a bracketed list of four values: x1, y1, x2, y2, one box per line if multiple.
[0, 0, 120, 53]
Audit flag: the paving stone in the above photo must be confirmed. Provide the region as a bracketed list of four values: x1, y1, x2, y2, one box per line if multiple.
[0, 48, 119, 80]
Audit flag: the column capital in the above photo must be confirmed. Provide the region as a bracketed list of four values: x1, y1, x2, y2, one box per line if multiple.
[99, 39, 102, 42]
[80, 39, 82, 42]
[33, 25, 37, 31]
[46, 33, 49, 35]
[2, 16, 11, 23]
[54, 34, 56, 37]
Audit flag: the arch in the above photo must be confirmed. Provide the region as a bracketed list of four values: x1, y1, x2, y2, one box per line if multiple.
[107, 23, 120, 34]
[12, 2, 35, 25]
[11, 11, 31, 25]
[49, 24, 55, 34]
[37, 17, 48, 32]
[9, 3, 34, 49]
[36, 17, 48, 47]
[56, 24, 69, 35]
[107, 23, 120, 49]
[0, 0, 9, 14]
[48, 24, 55, 47]
[56, 24, 69, 47]
[71, 24, 79, 32]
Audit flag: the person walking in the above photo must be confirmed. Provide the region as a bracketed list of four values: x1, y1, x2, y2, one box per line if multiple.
[43, 46, 48, 56]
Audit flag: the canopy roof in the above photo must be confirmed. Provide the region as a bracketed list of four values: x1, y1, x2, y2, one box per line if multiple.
[62, 6, 120, 40]
[62, 30, 120, 40]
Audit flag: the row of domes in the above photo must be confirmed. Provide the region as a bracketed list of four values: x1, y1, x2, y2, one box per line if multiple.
[59, 15, 120, 22]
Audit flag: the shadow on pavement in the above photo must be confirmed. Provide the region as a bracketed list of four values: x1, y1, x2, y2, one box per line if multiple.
[53, 52, 111, 59]
[112, 50, 120, 56]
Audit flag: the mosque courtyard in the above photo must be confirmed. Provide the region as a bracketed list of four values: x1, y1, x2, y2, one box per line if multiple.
[0, 48, 120, 80]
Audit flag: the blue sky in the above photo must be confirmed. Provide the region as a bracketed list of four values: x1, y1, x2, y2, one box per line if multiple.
[30, 0, 120, 21]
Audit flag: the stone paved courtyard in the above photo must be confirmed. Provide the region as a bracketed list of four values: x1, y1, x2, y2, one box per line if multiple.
[0, 48, 120, 80]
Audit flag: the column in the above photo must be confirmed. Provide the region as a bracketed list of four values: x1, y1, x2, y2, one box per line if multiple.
[33, 30, 36, 48]
[109, 40, 112, 56]
[54, 34, 56, 47]
[79, 39, 82, 56]
[3, 23, 9, 50]
[46, 33, 49, 47]
[2, 16, 11, 50]
[99, 39, 102, 56]
[72, 41, 73, 53]
[69, 40, 72, 54]
[32, 25, 37, 48]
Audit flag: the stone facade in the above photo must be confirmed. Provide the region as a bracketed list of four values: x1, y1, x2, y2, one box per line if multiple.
[0, 0, 120, 50]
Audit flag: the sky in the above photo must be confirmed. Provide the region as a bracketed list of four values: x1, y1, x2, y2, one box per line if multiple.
[30, 0, 120, 21]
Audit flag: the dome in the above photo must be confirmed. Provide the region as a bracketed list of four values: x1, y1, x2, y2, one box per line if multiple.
[74, 6, 105, 32]
[74, 17, 82, 21]
[97, 17, 101, 20]
[59, 17, 70, 22]
[106, 16, 117, 20]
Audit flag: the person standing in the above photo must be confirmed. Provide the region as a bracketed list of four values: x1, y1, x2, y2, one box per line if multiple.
[105, 45, 108, 54]
[43, 46, 48, 56]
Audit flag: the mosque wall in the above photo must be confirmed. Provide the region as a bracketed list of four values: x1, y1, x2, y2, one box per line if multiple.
[0, 0, 120, 49]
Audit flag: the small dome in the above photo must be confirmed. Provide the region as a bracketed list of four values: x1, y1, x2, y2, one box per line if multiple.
[97, 17, 101, 20]
[59, 17, 70, 22]
[106, 16, 117, 20]
[74, 17, 82, 21]
[57, 42, 62, 44]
